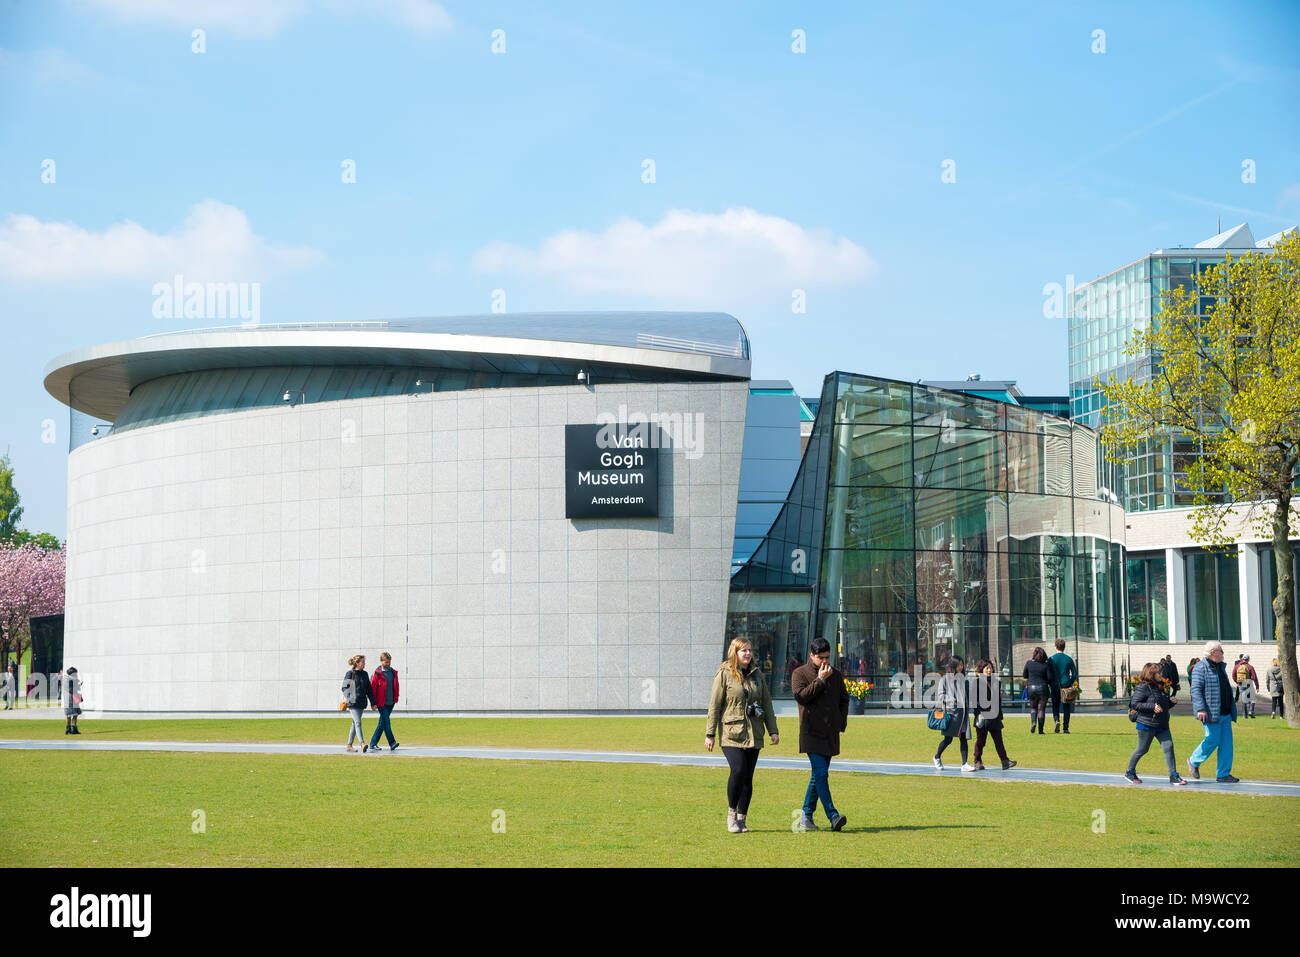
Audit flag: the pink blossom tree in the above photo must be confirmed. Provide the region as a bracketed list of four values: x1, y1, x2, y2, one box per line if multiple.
[0, 542, 65, 661]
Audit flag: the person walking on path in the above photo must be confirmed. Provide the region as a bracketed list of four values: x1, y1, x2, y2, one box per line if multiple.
[342, 654, 375, 752]
[791, 637, 849, 832]
[1234, 655, 1259, 718]
[1267, 658, 1285, 719]
[1186, 657, 1200, 685]
[933, 655, 974, 772]
[367, 652, 400, 753]
[1049, 638, 1078, 734]
[705, 637, 779, 834]
[1189, 642, 1238, 783]
[60, 667, 82, 734]
[1124, 662, 1187, 785]
[971, 659, 1016, 771]
[1022, 647, 1054, 735]
[2, 661, 15, 709]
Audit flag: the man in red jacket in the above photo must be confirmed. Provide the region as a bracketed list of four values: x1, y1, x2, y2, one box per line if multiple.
[368, 652, 401, 752]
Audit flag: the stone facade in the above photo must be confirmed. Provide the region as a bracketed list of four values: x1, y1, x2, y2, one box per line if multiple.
[64, 380, 746, 711]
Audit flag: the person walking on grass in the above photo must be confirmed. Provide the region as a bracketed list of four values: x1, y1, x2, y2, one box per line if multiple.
[1124, 662, 1187, 786]
[342, 654, 375, 752]
[933, 655, 974, 772]
[705, 637, 779, 834]
[1049, 638, 1078, 734]
[970, 659, 1016, 771]
[792, 637, 849, 832]
[61, 667, 82, 735]
[368, 652, 400, 753]
[1189, 642, 1238, 783]
[1234, 655, 1259, 718]
[1022, 647, 1054, 735]
[1267, 658, 1285, 719]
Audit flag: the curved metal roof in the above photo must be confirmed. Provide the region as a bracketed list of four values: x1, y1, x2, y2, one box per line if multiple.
[44, 312, 751, 422]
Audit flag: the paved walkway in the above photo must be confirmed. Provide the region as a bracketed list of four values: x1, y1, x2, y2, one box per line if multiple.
[3, 738, 1295, 796]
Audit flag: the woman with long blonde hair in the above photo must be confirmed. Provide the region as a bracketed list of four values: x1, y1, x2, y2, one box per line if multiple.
[705, 637, 779, 833]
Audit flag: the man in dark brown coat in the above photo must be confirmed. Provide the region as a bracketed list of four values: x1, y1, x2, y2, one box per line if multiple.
[792, 636, 850, 831]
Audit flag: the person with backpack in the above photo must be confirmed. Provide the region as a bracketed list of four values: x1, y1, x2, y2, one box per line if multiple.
[1022, 647, 1054, 735]
[1234, 655, 1259, 718]
[1267, 658, 1285, 719]
[368, 652, 401, 753]
[1049, 638, 1078, 734]
[342, 654, 376, 752]
[1124, 662, 1187, 785]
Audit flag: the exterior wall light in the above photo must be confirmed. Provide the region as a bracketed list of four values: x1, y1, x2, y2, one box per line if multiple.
[90, 423, 112, 436]
[283, 390, 306, 405]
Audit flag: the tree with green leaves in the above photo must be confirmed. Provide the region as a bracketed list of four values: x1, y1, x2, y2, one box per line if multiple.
[1100, 229, 1300, 728]
[0, 449, 22, 540]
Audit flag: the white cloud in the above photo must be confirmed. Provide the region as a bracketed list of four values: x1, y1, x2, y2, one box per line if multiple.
[473, 208, 877, 301]
[74, 0, 451, 37]
[0, 200, 324, 282]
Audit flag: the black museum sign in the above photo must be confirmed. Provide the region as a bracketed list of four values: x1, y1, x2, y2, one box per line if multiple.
[564, 423, 660, 518]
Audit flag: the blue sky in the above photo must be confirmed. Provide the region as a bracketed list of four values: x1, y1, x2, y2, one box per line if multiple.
[2, 0, 1298, 539]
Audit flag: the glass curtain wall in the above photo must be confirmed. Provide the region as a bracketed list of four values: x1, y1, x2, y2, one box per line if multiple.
[731, 372, 1127, 703]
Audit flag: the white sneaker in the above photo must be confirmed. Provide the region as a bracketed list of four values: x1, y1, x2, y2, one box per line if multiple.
[932, 756, 943, 770]
[960, 763, 976, 772]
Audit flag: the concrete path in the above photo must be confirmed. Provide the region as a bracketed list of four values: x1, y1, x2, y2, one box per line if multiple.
[3, 738, 1296, 796]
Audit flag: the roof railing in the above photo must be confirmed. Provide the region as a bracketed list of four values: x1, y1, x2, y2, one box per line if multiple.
[634, 333, 747, 359]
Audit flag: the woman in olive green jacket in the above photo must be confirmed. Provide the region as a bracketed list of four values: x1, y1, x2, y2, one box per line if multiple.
[706, 638, 779, 833]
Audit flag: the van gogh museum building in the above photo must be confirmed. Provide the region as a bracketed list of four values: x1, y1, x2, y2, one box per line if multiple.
[45, 312, 1129, 712]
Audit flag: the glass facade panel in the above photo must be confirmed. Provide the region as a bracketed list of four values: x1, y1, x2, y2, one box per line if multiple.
[732, 372, 1125, 700]
[912, 428, 1003, 491]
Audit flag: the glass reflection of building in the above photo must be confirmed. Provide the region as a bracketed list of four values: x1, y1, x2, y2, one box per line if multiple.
[728, 372, 1125, 703]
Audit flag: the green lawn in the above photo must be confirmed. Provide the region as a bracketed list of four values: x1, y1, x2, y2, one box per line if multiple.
[1, 750, 1295, 867]
[4, 714, 1298, 780]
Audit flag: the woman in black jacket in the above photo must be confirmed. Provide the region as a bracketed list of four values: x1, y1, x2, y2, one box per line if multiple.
[971, 659, 1016, 771]
[343, 655, 376, 752]
[1022, 647, 1054, 735]
[1125, 662, 1187, 785]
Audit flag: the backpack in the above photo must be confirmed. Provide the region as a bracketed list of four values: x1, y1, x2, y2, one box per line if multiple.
[341, 671, 359, 707]
[1235, 662, 1252, 684]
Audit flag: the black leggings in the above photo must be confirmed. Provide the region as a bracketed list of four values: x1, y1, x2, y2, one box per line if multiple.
[722, 746, 760, 814]
[935, 715, 968, 763]
[1028, 692, 1048, 725]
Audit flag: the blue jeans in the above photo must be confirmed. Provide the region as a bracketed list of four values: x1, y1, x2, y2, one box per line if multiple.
[1189, 717, 1234, 778]
[802, 753, 838, 820]
[369, 706, 396, 748]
